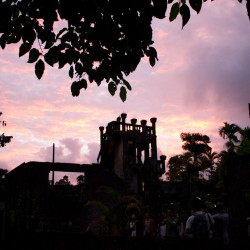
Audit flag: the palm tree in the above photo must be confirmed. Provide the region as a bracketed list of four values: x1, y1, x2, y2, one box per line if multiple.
[167, 133, 212, 181]
[201, 150, 220, 178]
[219, 122, 242, 152]
[177, 133, 213, 209]
[180, 132, 211, 176]
[237, 126, 250, 155]
[209, 149, 236, 202]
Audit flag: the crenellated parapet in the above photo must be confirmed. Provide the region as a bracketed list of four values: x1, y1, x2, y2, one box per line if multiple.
[97, 113, 166, 195]
[102, 113, 157, 136]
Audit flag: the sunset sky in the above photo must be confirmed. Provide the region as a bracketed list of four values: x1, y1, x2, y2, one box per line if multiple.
[1, 1, 250, 183]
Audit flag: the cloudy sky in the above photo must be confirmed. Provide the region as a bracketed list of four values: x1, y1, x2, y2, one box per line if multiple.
[1, 1, 250, 182]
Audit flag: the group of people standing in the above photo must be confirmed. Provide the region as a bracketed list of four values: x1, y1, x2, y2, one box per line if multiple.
[185, 198, 230, 248]
[129, 208, 183, 239]
[128, 197, 230, 249]
[129, 211, 156, 238]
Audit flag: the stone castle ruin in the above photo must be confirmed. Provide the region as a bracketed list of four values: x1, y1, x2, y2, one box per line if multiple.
[98, 113, 166, 195]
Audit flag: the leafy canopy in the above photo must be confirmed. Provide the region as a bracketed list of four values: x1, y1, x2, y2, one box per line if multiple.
[0, 0, 249, 101]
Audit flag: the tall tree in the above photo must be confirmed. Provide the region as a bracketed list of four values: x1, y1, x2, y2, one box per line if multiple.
[218, 122, 242, 152]
[167, 133, 212, 181]
[180, 132, 211, 176]
[167, 152, 195, 181]
[201, 150, 220, 177]
[237, 126, 250, 155]
[212, 123, 248, 203]
[209, 149, 235, 202]
[0, 1, 249, 101]
[167, 133, 212, 209]
[167, 154, 186, 181]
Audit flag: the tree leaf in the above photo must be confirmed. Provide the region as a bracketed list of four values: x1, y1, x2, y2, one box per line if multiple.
[189, 0, 202, 14]
[27, 48, 40, 63]
[149, 56, 156, 67]
[122, 79, 132, 91]
[71, 79, 87, 97]
[0, 33, 8, 49]
[119, 86, 127, 102]
[152, 0, 167, 19]
[7, 33, 21, 44]
[180, 3, 190, 28]
[75, 62, 84, 77]
[149, 46, 158, 58]
[19, 42, 31, 57]
[35, 59, 45, 80]
[169, 2, 180, 22]
[108, 81, 117, 96]
[44, 46, 60, 67]
[26, 28, 36, 45]
[58, 56, 67, 69]
[147, 46, 158, 67]
[79, 79, 87, 89]
[69, 66, 74, 78]
[56, 27, 68, 40]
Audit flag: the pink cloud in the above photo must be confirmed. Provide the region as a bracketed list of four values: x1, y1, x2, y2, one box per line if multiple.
[84, 142, 100, 164]
[37, 138, 83, 163]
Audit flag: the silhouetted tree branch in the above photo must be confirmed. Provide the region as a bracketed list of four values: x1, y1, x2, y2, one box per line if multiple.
[0, 1, 249, 101]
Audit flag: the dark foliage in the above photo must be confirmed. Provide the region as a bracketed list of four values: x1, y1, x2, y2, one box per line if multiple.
[0, 1, 249, 101]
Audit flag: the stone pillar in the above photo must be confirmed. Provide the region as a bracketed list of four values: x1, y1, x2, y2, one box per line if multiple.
[131, 118, 137, 131]
[141, 120, 149, 159]
[150, 118, 157, 160]
[150, 117, 157, 135]
[98, 126, 104, 163]
[121, 113, 127, 131]
[116, 116, 121, 130]
[141, 119, 147, 133]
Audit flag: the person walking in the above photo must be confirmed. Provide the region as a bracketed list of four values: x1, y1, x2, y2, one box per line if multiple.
[185, 197, 215, 239]
[213, 202, 230, 249]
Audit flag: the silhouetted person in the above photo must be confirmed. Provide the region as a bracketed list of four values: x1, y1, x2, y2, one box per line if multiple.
[143, 212, 155, 238]
[185, 197, 214, 238]
[129, 214, 138, 237]
[213, 202, 230, 249]
[165, 208, 179, 238]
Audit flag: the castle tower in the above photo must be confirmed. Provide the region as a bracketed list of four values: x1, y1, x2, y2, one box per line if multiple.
[97, 114, 166, 195]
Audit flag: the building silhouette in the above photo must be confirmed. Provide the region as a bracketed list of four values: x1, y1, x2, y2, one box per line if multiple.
[0, 114, 250, 250]
[2, 114, 188, 239]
